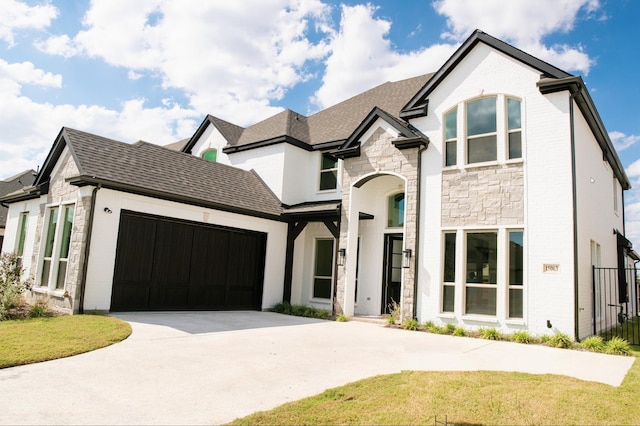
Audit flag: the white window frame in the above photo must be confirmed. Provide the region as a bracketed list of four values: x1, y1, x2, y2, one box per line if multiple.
[465, 96, 498, 165]
[311, 237, 335, 301]
[15, 212, 29, 260]
[441, 231, 457, 313]
[507, 230, 524, 319]
[38, 202, 76, 292]
[386, 191, 405, 229]
[443, 106, 458, 167]
[463, 230, 499, 316]
[506, 97, 523, 161]
[318, 153, 339, 192]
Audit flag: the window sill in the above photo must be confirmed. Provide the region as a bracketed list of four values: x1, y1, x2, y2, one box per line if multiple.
[461, 315, 499, 324]
[310, 298, 332, 305]
[463, 160, 500, 170]
[504, 158, 524, 165]
[32, 287, 67, 299]
[438, 313, 456, 319]
[505, 319, 526, 326]
[316, 188, 338, 194]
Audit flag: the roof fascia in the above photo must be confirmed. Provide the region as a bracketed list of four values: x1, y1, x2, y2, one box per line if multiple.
[182, 115, 216, 154]
[342, 107, 416, 149]
[222, 135, 312, 154]
[400, 30, 572, 119]
[538, 76, 630, 189]
[31, 127, 85, 193]
[66, 175, 285, 222]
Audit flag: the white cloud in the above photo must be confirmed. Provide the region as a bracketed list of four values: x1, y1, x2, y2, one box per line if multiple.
[610, 131, 640, 152]
[37, 0, 333, 126]
[34, 34, 82, 58]
[0, 0, 58, 46]
[312, 4, 456, 109]
[0, 59, 62, 89]
[433, 0, 600, 74]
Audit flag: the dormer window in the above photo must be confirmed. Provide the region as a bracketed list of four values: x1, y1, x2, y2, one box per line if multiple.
[202, 148, 217, 163]
[319, 153, 338, 191]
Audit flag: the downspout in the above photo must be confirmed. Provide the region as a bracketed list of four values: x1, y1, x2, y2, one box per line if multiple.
[569, 93, 580, 340]
[413, 144, 428, 319]
[78, 184, 100, 314]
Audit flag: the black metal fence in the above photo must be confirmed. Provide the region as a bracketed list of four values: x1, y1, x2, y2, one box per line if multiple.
[592, 266, 639, 345]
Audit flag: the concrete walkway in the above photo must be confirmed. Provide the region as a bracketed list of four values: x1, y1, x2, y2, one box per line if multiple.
[0, 311, 635, 425]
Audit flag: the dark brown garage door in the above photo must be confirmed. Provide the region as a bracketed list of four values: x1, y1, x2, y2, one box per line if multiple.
[110, 211, 267, 311]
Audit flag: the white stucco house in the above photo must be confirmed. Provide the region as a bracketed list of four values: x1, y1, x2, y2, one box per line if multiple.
[1, 30, 635, 340]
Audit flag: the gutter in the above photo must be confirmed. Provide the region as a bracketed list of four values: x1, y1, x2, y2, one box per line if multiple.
[77, 184, 100, 314]
[569, 93, 580, 341]
[413, 143, 428, 319]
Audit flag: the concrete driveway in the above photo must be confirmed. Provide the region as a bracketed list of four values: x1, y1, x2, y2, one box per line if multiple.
[0, 311, 635, 425]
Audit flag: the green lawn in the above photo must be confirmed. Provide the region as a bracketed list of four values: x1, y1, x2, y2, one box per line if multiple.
[0, 315, 131, 368]
[231, 356, 640, 425]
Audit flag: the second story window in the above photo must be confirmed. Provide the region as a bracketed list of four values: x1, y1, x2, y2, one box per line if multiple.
[466, 97, 497, 164]
[202, 148, 217, 163]
[507, 98, 522, 159]
[319, 153, 338, 191]
[444, 108, 457, 166]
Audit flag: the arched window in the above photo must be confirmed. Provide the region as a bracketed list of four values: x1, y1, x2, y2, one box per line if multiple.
[202, 148, 217, 163]
[387, 192, 405, 228]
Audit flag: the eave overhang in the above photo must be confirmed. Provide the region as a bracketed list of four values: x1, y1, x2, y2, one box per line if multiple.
[538, 76, 631, 190]
[222, 135, 312, 154]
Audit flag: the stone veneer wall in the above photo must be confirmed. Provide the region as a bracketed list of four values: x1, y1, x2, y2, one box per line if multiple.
[336, 127, 421, 320]
[27, 151, 92, 313]
[441, 163, 524, 227]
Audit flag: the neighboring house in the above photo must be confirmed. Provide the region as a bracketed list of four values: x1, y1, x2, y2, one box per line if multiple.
[1, 30, 635, 340]
[0, 170, 36, 249]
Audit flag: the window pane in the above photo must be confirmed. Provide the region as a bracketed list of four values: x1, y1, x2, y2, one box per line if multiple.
[445, 109, 457, 140]
[445, 140, 457, 166]
[56, 260, 67, 289]
[17, 213, 28, 256]
[509, 132, 522, 159]
[319, 170, 337, 190]
[443, 285, 455, 312]
[509, 231, 524, 285]
[314, 239, 334, 277]
[466, 232, 497, 284]
[44, 208, 59, 257]
[467, 98, 496, 136]
[59, 206, 74, 259]
[41, 259, 51, 287]
[509, 288, 523, 318]
[465, 287, 496, 315]
[443, 233, 456, 282]
[313, 278, 332, 299]
[468, 135, 497, 163]
[202, 149, 217, 162]
[507, 98, 521, 130]
[321, 153, 337, 170]
[387, 193, 405, 228]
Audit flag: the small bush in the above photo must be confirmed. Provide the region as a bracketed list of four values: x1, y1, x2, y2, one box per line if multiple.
[604, 336, 630, 356]
[453, 327, 467, 337]
[512, 330, 532, 344]
[388, 300, 401, 324]
[547, 332, 574, 349]
[401, 319, 420, 331]
[581, 335, 605, 352]
[270, 302, 330, 320]
[423, 320, 435, 329]
[0, 253, 31, 320]
[336, 314, 349, 322]
[445, 323, 457, 334]
[28, 301, 53, 318]
[424, 322, 447, 334]
[479, 327, 501, 340]
[539, 334, 551, 344]
[386, 315, 396, 326]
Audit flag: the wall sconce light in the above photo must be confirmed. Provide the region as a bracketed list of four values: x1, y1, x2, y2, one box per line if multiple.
[337, 248, 346, 266]
[402, 249, 412, 269]
[546, 319, 553, 329]
[103, 207, 112, 214]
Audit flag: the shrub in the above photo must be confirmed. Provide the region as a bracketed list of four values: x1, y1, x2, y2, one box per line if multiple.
[270, 302, 330, 320]
[445, 323, 457, 334]
[336, 314, 349, 322]
[388, 301, 401, 325]
[547, 332, 574, 349]
[580, 335, 605, 353]
[386, 315, 396, 326]
[401, 319, 420, 331]
[453, 327, 467, 337]
[512, 330, 532, 344]
[423, 320, 435, 329]
[28, 301, 53, 318]
[479, 327, 501, 340]
[604, 336, 630, 356]
[0, 252, 31, 320]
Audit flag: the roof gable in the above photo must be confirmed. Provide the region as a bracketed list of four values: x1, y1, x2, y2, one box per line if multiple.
[400, 30, 572, 119]
[182, 114, 245, 154]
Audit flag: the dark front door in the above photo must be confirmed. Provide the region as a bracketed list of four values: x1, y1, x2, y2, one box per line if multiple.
[111, 211, 266, 312]
[381, 233, 403, 314]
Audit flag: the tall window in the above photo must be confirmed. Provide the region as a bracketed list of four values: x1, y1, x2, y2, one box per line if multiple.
[319, 153, 338, 191]
[313, 239, 334, 299]
[465, 231, 497, 315]
[40, 205, 75, 290]
[202, 148, 217, 162]
[16, 212, 29, 259]
[444, 108, 457, 166]
[466, 97, 497, 164]
[507, 98, 522, 159]
[613, 178, 619, 214]
[508, 231, 524, 318]
[442, 232, 456, 312]
[387, 193, 405, 228]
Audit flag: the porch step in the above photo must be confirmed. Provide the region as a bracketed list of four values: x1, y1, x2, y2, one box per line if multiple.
[350, 315, 390, 325]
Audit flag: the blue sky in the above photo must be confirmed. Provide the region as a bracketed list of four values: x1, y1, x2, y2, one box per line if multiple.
[1, 0, 640, 237]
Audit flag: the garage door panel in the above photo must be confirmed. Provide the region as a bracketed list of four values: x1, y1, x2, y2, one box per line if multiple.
[111, 211, 266, 312]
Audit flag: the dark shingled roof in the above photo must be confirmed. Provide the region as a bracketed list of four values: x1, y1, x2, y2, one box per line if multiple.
[30, 128, 283, 219]
[0, 170, 36, 228]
